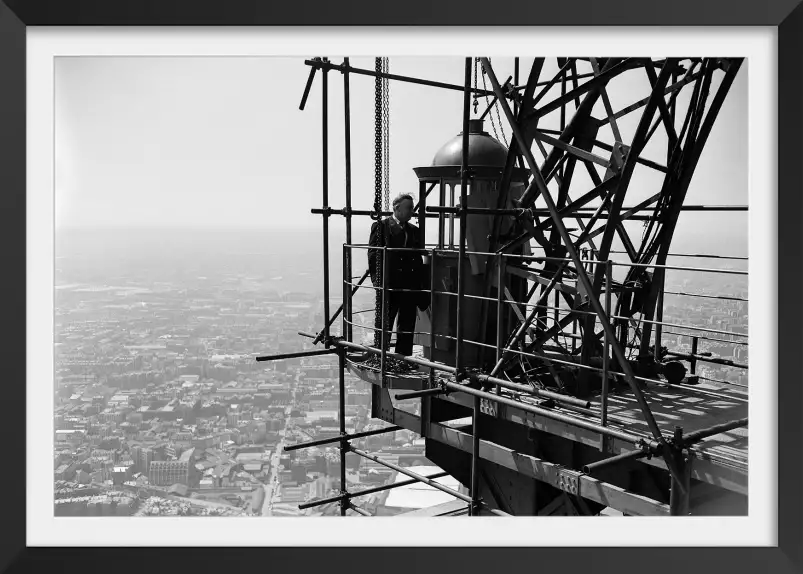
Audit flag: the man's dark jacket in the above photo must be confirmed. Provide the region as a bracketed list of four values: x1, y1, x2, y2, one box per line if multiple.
[368, 217, 427, 308]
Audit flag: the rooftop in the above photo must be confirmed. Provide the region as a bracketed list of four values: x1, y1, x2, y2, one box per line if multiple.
[383, 466, 461, 511]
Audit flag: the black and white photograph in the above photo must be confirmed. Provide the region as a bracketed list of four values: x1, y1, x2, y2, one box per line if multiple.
[51, 53, 751, 521]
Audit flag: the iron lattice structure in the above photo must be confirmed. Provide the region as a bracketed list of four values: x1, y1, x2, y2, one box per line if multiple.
[257, 57, 748, 518]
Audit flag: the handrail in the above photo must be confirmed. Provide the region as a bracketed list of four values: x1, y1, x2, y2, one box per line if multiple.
[344, 279, 747, 339]
[336, 239, 749, 472]
[342, 319, 749, 402]
[344, 243, 748, 276]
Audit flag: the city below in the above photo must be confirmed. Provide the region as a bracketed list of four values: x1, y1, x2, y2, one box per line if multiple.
[53, 230, 748, 517]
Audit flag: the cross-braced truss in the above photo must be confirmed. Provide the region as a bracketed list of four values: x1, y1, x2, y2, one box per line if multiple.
[473, 58, 743, 427]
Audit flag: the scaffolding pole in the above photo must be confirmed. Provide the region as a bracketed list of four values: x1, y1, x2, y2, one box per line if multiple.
[470, 395, 481, 516]
[321, 61, 331, 347]
[351, 447, 471, 503]
[600, 260, 612, 453]
[349, 504, 371, 516]
[344, 57, 353, 342]
[338, 348, 347, 515]
[256, 349, 337, 362]
[455, 57, 471, 375]
[282, 425, 401, 452]
[306, 58, 498, 98]
[298, 471, 449, 510]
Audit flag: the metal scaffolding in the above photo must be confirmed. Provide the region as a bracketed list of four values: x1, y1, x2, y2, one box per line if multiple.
[256, 56, 748, 517]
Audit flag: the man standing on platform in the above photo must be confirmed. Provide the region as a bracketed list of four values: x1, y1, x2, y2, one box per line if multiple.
[368, 193, 427, 358]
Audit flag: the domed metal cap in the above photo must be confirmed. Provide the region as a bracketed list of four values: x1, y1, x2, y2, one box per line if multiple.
[431, 119, 508, 168]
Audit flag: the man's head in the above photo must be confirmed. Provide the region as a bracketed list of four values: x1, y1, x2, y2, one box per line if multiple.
[392, 193, 415, 224]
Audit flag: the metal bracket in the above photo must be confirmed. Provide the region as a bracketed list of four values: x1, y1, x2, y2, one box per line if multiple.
[554, 467, 583, 497]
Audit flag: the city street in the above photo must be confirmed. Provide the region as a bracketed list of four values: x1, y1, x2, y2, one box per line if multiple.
[261, 405, 292, 516]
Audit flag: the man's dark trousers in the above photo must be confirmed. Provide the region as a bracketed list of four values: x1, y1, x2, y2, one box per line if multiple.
[383, 291, 417, 355]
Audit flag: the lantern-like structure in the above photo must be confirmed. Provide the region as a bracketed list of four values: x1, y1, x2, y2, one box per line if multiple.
[413, 119, 531, 368]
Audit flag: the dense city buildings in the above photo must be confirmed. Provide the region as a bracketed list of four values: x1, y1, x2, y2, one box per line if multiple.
[53, 229, 747, 516]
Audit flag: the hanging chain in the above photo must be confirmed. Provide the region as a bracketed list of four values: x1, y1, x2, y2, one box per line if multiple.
[473, 57, 479, 115]
[373, 58, 383, 219]
[372, 58, 390, 353]
[382, 58, 390, 213]
[381, 58, 391, 353]
[480, 57, 509, 147]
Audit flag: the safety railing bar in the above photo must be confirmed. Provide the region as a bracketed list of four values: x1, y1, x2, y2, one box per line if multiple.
[462, 340, 748, 401]
[343, 281, 747, 338]
[606, 249, 748, 261]
[506, 244, 748, 262]
[344, 320, 750, 379]
[664, 350, 748, 370]
[614, 261, 747, 275]
[350, 447, 473, 503]
[663, 330, 749, 346]
[664, 290, 749, 302]
[342, 320, 747, 401]
[619, 317, 746, 338]
[343, 318, 566, 339]
[351, 242, 749, 264]
[347, 244, 748, 275]
[347, 280, 745, 324]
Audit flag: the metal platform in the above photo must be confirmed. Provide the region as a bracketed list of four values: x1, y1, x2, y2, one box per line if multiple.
[345, 348, 432, 391]
[345, 345, 748, 499]
[604, 383, 748, 472]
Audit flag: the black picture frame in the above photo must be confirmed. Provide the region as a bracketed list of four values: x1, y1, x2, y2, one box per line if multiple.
[1, 1, 799, 573]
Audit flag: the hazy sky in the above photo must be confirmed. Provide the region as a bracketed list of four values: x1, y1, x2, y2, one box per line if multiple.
[55, 56, 748, 251]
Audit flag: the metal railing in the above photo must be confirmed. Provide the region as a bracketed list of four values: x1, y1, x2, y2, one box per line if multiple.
[336, 242, 749, 442]
[343, 243, 747, 374]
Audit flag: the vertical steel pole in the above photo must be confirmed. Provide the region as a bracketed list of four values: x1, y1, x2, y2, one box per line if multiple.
[553, 288, 559, 342]
[470, 394, 481, 516]
[344, 57, 353, 342]
[619, 317, 628, 358]
[342, 244, 348, 340]
[381, 247, 389, 386]
[560, 58, 567, 181]
[338, 348, 347, 516]
[601, 260, 612, 452]
[456, 57, 472, 373]
[438, 178, 446, 248]
[514, 57, 520, 118]
[449, 184, 455, 249]
[669, 426, 691, 515]
[429, 249, 438, 376]
[322, 61, 331, 345]
[423, 248, 437, 439]
[495, 253, 504, 396]
[419, 180, 427, 245]
[654, 274, 664, 363]
[690, 336, 698, 374]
